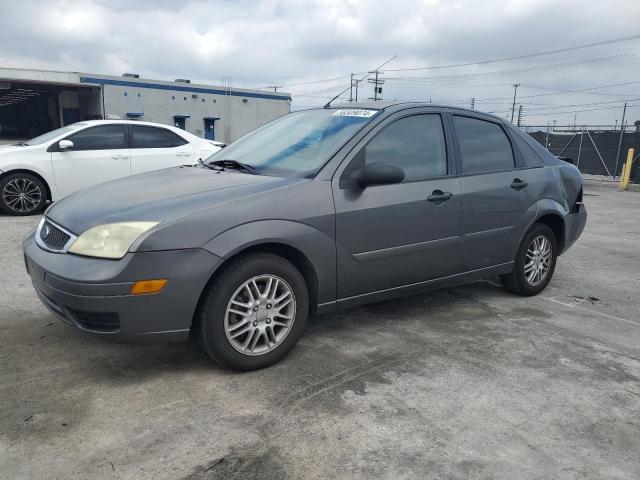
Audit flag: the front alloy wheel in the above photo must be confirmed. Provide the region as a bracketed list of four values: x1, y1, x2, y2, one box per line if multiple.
[224, 275, 296, 356]
[197, 253, 309, 370]
[0, 173, 47, 216]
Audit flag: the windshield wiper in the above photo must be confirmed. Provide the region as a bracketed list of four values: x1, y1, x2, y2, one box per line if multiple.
[207, 159, 259, 175]
[198, 158, 221, 170]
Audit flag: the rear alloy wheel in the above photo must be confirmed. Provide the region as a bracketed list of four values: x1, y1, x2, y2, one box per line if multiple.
[0, 173, 47, 216]
[500, 223, 558, 296]
[197, 253, 309, 370]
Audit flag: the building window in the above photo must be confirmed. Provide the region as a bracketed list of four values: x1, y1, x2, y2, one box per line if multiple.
[123, 92, 128, 96]
[137, 93, 141, 97]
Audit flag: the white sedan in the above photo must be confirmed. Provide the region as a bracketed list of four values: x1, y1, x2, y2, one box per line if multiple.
[0, 120, 223, 215]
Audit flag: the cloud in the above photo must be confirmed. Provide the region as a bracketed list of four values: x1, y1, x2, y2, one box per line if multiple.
[1, 0, 639, 124]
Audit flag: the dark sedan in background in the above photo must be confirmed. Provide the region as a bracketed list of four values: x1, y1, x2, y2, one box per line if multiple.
[23, 102, 586, 370]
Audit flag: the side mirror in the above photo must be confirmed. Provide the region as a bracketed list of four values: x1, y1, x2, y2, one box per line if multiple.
[58, 139, 74, 150]
[355, 163, 405, 187]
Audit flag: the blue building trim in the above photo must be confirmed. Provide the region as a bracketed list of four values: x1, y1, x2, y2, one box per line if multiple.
[173, 114, 190, 119]
[126, 112, 144, 117]
[80, 77, 291, 101]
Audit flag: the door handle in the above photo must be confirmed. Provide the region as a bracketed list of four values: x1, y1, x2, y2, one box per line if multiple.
[427, 190, 453, 205]
[511, 178, 528, 190]
[111, 154, 129, 160]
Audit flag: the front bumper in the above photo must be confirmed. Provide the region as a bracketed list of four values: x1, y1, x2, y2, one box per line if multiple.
[23, 231, 223, 343]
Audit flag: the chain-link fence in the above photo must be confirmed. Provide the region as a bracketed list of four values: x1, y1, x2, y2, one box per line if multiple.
[523, 124, 640, 182]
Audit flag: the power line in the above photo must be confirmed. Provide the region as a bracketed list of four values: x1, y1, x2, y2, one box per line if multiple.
[271, 34, 640, 92]
[475, 79, 640, 102]
[502, 103, 640, 117]
[381, 33, 640, 72]
[382, 51, 640, 85]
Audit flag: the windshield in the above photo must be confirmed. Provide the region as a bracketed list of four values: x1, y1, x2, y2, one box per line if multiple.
[205, 108, 380, 177]
[26, 123, 87, 146]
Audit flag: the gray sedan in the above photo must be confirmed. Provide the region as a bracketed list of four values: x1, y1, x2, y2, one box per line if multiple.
[23, 102, 586, 370]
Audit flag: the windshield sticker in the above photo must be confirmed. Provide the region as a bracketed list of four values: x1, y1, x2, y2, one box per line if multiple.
[331, 109, 378, 118]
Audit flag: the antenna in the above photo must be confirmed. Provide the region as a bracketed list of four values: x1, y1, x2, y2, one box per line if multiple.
[324, 55, 398, 108]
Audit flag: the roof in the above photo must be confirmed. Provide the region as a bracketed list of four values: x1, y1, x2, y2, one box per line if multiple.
[309, 101, 507, 122]
[0, 66, 291, 101]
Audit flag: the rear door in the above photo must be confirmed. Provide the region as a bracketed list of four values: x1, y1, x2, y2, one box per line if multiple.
[332, 111, 462, 300]
[51, 124, 130, 197]
[453, 114, 538, 271]
[129, 125, 195, 175]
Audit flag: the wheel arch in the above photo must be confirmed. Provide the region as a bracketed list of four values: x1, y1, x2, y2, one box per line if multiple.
[534, 213, 565, 253]
[195, 236, 326, 326]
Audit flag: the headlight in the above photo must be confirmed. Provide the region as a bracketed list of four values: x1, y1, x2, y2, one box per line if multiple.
[68, 222, 159, 259]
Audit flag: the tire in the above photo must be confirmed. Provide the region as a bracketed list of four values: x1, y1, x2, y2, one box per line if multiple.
[500, 223, 558, 296]
[0, 172, 47, 216]
[196, 252, 309, 371]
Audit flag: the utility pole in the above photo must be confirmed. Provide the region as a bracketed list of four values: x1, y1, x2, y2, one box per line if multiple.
[552, 119, 557, 132]
[510, 83, 520, 123]
[349, 74, 354, 102]
[614, 102, 627, 177]
[545, 123, 550, 149]
[323, 54, 397, 108]
[573, 112, 577, 130]
[470, 97, 475, 110]
[517, 104, 523, 127]
[368, 70, 384, 101]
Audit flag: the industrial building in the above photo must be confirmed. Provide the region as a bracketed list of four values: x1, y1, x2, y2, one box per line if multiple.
[0, 67, 291, 142]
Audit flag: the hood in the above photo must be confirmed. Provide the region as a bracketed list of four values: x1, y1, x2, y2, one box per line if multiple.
[0, 144, 25, 152]
[47, 166, 300, 234]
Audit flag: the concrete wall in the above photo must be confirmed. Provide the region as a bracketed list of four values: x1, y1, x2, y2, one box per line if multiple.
[92, 78, 290, 143]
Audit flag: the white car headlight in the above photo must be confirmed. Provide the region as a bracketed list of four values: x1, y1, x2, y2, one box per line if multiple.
[68, 222, 159, 259]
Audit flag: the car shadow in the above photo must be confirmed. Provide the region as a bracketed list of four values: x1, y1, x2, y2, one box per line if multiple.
[71, 279, 507, 383]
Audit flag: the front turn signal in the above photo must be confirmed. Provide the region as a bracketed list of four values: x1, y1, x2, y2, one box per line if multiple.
[130, 279, 168, 295]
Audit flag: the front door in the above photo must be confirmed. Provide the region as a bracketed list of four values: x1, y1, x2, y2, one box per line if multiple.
[51, 124, 130, 197]
[332, 112, 462, 300]
[452, 114, 537, 270]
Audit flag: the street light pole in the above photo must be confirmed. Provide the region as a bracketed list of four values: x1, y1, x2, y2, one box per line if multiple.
[510, 83, 520, 123]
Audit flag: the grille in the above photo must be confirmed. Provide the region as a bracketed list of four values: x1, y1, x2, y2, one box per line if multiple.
[40, 220, 71, 251]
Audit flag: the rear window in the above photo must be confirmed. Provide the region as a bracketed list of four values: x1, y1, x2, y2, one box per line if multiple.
[131, 125, 187, 148]
[454, 115, 515, 174]
[510, 131, 544, 168]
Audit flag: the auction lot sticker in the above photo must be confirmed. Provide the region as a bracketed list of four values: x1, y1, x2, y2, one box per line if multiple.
[331, 109, 379, 117]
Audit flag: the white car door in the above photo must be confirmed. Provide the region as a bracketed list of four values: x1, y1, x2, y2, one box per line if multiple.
[129, 125, 195, 175]
[50, 124, 130, 197]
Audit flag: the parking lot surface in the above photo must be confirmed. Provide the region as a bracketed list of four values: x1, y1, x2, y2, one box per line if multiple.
[1, 182, 639, 479]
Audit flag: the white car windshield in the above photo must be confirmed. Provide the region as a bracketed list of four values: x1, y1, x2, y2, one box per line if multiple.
[204, 108, 380, 177]
[26, 123, 88, 146]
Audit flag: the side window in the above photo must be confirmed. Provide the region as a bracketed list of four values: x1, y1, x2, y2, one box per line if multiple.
[510, 130, 544, 168]
[453, 116, 515, 174]
[67, 125, 126, 151]
[131, 126, 187, 148]
[348, 114, 447, 182]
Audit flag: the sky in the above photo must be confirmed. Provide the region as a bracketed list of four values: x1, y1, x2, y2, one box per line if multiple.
[1, 0, 640, 127]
